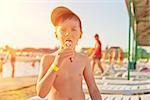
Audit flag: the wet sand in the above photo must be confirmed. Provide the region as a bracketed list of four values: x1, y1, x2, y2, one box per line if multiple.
[0, 76, 37, 100]
[0, 85, 36, 100]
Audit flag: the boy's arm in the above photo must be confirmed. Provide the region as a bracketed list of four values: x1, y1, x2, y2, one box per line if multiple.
[83, 56, 102, 100]
[36, 48, 73, 98]
[36, 55, 58, 98]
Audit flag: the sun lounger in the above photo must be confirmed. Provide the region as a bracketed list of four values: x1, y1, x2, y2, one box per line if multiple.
[140, 94, 150, 100]
[85, 94, 142, 100]
[122, 71, 150, 79]
[27, 96, 48, 100]
[83, 77, 150, 95]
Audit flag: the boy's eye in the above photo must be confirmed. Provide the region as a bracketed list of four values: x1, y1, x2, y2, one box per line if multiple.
[61, 28, 66, 32]
[72, 28, 77, 31]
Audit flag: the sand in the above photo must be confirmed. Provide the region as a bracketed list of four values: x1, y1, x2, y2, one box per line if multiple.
[0, 85, 36, 100]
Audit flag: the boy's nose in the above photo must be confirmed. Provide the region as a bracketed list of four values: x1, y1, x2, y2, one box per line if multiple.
[65, 32, 70, 36]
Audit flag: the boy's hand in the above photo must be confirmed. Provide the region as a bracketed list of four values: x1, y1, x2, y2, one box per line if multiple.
[53, 48, 74, 67]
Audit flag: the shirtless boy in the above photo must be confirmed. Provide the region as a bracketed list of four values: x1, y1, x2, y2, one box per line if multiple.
[36, 6, 102, 100]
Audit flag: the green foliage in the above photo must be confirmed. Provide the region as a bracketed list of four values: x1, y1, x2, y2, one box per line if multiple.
[123, 48, 150, 59]
[137, 48, 149, 59]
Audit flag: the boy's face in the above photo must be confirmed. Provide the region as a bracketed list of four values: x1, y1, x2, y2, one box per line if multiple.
[55, 17, 82, 49]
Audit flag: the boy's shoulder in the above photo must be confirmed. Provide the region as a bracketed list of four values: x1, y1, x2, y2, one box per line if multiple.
[77, 52, 87, 57]
[76, 52, 89, 61]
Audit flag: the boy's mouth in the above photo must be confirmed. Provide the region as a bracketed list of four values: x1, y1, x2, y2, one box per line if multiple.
[65, 40, 73, 47]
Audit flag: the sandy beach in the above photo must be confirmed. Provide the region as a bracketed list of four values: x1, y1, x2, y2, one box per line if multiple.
[0, 76, 37, 100]
[0, 85, 36, 100]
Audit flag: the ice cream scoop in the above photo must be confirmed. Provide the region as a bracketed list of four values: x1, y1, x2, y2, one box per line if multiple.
[65, 40, 72, 47]
[65, 40, 73, 62]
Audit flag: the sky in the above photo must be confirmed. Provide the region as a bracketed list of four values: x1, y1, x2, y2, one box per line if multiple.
[0, 0, 148, 51]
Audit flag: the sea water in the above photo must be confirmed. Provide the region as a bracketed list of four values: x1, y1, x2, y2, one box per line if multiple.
[2, 61, 40, 78]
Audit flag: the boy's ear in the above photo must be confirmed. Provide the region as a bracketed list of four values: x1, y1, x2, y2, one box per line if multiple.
[55, 32, 58, 38]
[79, 32, 82, 39]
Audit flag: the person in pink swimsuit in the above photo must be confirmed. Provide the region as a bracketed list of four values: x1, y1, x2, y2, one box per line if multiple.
[90, 33, 104, 74]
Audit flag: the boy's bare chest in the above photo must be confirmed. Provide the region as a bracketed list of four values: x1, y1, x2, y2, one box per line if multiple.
[57, 58, 85, 78]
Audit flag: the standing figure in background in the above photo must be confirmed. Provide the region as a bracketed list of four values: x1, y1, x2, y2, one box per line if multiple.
[0, 48, 7, 78]
[90, 33, 104, 74]
[0, 59, 3, 77]
[5, 45, 16, 78]
[0, 56, 4, 78]
[108, 47, 123, 66]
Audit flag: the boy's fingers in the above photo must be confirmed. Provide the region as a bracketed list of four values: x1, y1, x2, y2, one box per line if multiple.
[61, 53, 74, 58]
[57, 49, 73, 55]
[58, 49, 73, 55]
[62, 52, 74, 56]
[63, 47, 73, 51]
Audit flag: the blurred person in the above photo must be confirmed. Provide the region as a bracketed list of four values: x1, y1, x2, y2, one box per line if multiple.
[90, 33, 104, 74]
[0, 48, 7, 78]
[5, 45, 16, 78]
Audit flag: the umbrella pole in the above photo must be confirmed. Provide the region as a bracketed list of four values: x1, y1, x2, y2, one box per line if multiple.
[127, 0, 132, 80]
